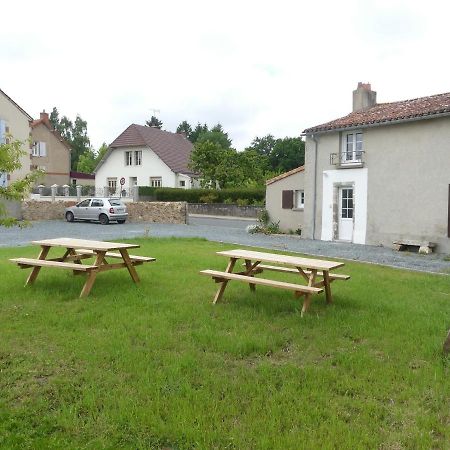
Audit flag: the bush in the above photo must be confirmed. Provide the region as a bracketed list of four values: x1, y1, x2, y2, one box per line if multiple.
[199, 192, 219, 203]
[138, 187, 265, 204]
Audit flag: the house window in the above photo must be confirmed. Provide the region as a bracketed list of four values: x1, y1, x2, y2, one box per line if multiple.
[125, 151, 133, 166]
[150, 177, 162, 187]
[342, 132, 363, 163]
[294, 190, 304, 209]
[107, 177, 117, 194]
[179, 180, 186, 187]
[32, 141, 46, 157]
[134, 150, 142, 165]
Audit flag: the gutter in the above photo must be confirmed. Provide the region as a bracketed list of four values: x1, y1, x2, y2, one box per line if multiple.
[311, 134, 319, 240]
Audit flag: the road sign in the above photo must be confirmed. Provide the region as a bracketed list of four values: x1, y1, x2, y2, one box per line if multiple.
[120, 177, 125, 186]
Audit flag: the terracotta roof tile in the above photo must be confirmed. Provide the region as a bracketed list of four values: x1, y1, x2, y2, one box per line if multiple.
[108, 124, 194, 174]
[266, 166, 304, 185]
[303, 91, 450, 134]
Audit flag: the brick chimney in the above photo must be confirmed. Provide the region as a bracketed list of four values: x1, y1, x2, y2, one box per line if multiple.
[40, 110, 51, 127]
[353, 82, 377, 112]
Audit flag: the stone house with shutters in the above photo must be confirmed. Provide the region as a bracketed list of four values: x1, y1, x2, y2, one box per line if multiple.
[30, 111, 71, 187]
[266, 83, 450, 253]
[95, 124, 199, 195]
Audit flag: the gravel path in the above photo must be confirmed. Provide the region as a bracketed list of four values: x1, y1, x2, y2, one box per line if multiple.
[1, 217, 450, 274]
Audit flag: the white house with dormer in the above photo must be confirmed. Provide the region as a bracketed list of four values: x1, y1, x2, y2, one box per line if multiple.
[95, 124, 199, 195]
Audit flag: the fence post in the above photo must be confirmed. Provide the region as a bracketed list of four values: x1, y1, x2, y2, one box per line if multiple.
[38, 184, 45, 197]
[76, 185, 82, 201]
[63, 184, 70, 197]
[51, 184, 58, 202]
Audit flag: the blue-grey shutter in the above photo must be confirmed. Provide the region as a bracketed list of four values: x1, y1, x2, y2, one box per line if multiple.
[0, 120, 6, 144]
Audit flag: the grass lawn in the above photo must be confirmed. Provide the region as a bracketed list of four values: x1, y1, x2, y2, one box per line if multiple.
[0, 237, 449, 449]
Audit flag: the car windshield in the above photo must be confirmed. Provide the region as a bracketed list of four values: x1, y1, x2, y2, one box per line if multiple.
[109, 199, 123, 206]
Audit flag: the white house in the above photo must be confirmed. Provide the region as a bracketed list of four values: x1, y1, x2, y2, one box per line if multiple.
[95, 124, 199, 195]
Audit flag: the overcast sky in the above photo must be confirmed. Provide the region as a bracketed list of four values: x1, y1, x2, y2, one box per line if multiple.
[1, 0, 449, 150]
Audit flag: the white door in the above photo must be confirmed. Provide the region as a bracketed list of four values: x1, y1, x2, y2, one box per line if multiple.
[338, 187, 354, 241]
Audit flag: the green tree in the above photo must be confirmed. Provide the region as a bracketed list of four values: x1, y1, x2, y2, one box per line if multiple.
[190, 123, 208, 143]
[189, 140, 232, 188]
[0, 138, 42, 227]
[176, 121, 193, 139]
[95, 142, 109, 165]
[270, 137, 304, 172]
[145, 116, 163, 129]
[77, 143, 109, 173]
[49, 108, 91, 170]
[71, 116, 91, 170]
[76, 148, 96, 173]
[196, 123, 232, 149]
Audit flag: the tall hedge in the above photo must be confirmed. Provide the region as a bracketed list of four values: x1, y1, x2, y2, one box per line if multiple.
[138, 187, 265, 204]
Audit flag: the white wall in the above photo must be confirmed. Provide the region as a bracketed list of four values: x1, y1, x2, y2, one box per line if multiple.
[96, 146, 176, 192]
[321, 168, 368, 244]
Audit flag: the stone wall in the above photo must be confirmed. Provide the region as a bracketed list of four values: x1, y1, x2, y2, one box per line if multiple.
[21, 200, 187, 224]
[126, 202, 187, 224]
[188, 203, 263, 218]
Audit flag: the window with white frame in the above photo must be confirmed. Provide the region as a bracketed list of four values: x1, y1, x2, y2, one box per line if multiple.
[107, 177, 117, 194]
[134, 150, 142, 165]
[294, 190, 304, 209]
[342, 132, 363, 163]
[32, 141, 47, 157]
[150, 177, 162, 187]
[179, 180, 186, 187]
[125, 151, 133, 166]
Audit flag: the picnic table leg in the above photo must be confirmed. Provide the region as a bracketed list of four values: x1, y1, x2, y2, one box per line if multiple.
[213, 257, 237, 304]
[79, 251, 105, 298]
[26, 245, 50, 285]
[244, 259, 256, 292]
[119, 249, 140, 283]
[323, 270, 333, 304]
[301, 269, 317, 317]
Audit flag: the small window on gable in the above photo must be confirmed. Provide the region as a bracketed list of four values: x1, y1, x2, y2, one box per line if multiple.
[32, 141, 46, 157]
[294, 190, 304, 209]
[179, 180, 186, 187]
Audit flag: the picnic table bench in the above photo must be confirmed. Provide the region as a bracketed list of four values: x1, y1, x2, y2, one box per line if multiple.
[10, 238, 156, 297]
[201, 249, 349, 316]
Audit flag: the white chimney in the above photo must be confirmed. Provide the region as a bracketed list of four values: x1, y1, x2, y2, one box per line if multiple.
[353, 82, 377, 112]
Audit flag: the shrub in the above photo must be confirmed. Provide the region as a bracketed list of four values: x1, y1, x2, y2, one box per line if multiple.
[199, 192, 219, 204]
[138, 187, 265, 204]
[236, 198, 249, 206]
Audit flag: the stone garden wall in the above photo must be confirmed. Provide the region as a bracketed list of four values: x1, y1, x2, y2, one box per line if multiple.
[21, 200, 187, 224]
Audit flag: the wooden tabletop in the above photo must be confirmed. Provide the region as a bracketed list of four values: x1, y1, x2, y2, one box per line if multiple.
[31, 238, 140, 251]
[216, 249, 344, 271]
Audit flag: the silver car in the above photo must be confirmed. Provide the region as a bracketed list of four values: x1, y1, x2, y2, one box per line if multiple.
[65, 198, 128, 225]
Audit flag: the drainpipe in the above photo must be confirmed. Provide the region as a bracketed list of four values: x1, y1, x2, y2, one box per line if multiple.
[311, 134, 319, 240]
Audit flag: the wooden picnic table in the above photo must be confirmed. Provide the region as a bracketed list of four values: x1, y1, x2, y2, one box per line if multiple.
[200, 249, 349, 316]
[10, 237, 155, 298]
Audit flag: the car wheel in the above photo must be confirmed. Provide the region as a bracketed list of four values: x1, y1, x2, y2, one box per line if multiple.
[117, 220, 126, 224]
[99, 214, 109, 225]
[66, 211, 75, 222]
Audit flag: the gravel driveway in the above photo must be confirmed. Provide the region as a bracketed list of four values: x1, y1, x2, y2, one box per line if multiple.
[1, 216, 449, 274]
